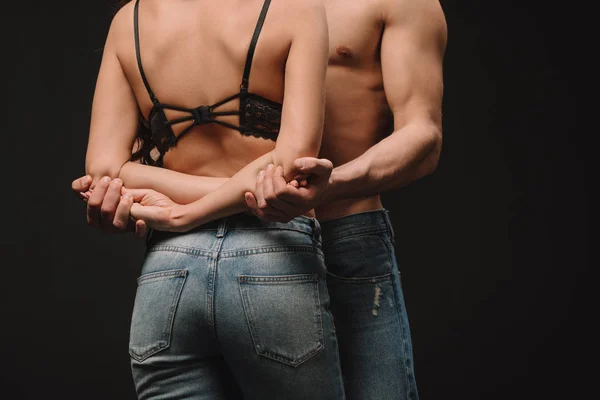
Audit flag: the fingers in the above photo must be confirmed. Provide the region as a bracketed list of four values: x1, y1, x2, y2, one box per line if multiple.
[113, 192, 134, 231]
[271, 165, 288, 195]
[245, 191, 259, 212]
[100, 179, 123, 231]
[87, 176, 111, 226]
[252, 164, 314, 222]
[261, 166, 307, 219]
[72, 175, 92, 193]
[135, 220, 149, 239]
[72, 175, 92, 201]
[80, 190, 92, 202]
[121, 187, 154, 202]
[261, 164, 276, 206]
[294, 157, 333, 179]
[245, 190, 290, 222]
[115, 193, 148, 238]
[255, 169, 267, 209]
[276, 183, 314, 204]
[130, 203, 163, 222]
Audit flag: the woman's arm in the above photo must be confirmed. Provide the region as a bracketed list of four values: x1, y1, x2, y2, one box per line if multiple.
[84, 8, 139, 186]
[85, 5, 228, 204]
[130, 1, 329, 231]
[119, 162, 227, 204]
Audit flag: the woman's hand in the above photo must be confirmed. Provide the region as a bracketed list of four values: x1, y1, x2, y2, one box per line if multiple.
[122, 188, 190, 232]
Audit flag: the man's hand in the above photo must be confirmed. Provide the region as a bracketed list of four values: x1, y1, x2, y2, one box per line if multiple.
[244, 158, 333, 222]
[71, 175, 148, 238]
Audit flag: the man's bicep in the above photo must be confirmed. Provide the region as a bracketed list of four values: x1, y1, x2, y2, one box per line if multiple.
[380, 0, 447, 128]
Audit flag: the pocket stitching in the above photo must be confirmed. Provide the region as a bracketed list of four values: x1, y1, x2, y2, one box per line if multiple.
[238, 274, 325, 367]
[129, 269, 188, 362]
[136, 269, 187, 285]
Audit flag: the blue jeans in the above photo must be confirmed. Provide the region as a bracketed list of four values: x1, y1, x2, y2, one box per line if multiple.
[321, 210, 419, 400]
[129, 214, 346, 399]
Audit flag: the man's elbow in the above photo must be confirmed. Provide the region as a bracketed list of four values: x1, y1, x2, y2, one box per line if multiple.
[419, 127, 443, 177]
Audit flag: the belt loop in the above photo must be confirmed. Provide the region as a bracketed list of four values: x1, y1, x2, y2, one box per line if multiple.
[216, 218, 227, 238]
[382, 209, 395, 244]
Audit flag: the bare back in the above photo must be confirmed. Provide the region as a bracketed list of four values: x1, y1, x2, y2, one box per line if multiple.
[114, 0, 292, 177]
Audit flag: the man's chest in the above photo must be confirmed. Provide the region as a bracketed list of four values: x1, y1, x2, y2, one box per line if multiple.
[325, 0, 386, 67]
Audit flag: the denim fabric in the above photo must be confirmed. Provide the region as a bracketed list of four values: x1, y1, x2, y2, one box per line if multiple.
[129, 213, 345, 400]
[322, 210, 419, 400]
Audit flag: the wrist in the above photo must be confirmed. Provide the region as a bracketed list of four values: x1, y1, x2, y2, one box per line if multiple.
[171, 204, 194, 232]
[324, 169, 343, 203]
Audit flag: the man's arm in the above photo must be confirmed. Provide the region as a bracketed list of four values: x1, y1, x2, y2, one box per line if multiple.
[244, 0, 447, 221]
[326, 0, 447, 201]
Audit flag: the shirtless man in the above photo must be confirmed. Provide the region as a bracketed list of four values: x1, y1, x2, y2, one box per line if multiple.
[73, 0, 447, 398]
[244, 1, 447, 398]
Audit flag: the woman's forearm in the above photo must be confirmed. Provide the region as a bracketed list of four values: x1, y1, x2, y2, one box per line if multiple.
[176, 152, 276, 229]
[119, 162, 227, 204]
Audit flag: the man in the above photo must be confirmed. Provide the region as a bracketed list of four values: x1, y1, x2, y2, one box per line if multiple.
[73, 0, 446, 398]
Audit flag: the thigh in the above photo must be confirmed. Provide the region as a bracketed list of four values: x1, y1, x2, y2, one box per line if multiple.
[325, 232, 419, 400]
[216, 234, 346, 400]
[130, 243, 242, 399]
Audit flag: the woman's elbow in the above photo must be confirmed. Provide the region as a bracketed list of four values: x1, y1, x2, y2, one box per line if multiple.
[85, 158, 128, 184]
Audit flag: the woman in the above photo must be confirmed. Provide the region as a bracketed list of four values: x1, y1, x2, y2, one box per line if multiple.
[83, 0, 344, 398]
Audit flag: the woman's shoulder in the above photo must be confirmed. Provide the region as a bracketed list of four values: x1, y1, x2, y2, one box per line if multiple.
[273, 0, 325, 16]
[107, 1, 135, 40]
[270, 0, 326, 35]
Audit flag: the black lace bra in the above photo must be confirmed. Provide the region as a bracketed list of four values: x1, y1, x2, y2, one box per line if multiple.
[131, 0, 281, 166]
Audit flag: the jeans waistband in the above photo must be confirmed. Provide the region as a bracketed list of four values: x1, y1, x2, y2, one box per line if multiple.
[148, 213, 321, 244]
[320, 209, 394, 243]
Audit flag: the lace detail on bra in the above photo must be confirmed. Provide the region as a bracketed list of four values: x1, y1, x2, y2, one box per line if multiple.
[240, 94, 282, 140]
[130, 0, 280, 167]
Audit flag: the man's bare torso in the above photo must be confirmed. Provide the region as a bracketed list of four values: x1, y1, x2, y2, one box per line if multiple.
[318, 0, 392, 220]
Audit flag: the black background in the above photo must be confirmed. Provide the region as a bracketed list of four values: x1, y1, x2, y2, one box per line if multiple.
[2, 1, 593, 399]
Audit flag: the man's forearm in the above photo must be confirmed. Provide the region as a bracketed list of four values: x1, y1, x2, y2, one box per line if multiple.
[327, 122, 442, 201]
[119, 162, 227, 204]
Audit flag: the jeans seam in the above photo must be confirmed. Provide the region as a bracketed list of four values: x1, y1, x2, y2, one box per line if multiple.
[239, 274, 318, 283]
[221, 245, 322, 258]
[322, 228, 388, 244]
[207, 237, 225, 343]
[136, 269, 187, 285]
[148, 245, 212, 258]
[390, 253, 412, 399]
[219, 226, 314, 236]
[326, 271, 392, 283]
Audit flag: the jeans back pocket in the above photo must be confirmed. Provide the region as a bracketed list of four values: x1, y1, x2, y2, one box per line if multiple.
[238, 274, 324, 367]
[129, 269, 188, 362]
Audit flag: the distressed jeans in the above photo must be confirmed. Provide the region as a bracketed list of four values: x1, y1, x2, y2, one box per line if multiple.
[322, 210, 419, 400]
[129, 214, 346, 400]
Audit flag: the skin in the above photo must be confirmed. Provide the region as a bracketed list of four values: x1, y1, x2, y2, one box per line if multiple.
[73, 0, 447, 233]
[80, 0, 329, 232]
[247, 0, 447, 221]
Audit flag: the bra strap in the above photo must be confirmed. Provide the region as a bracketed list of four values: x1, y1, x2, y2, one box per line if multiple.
[134, 0, 158, 104]
[241, 0, 272, 90]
